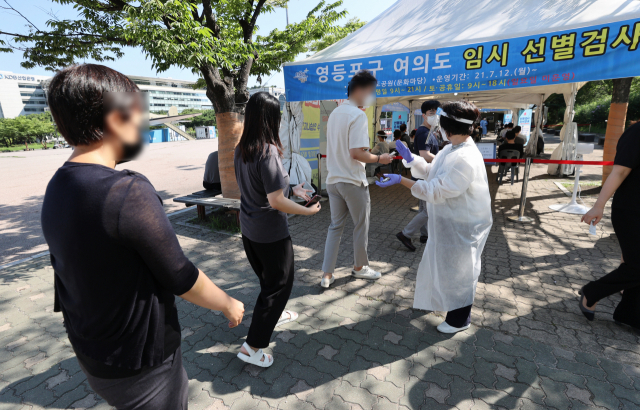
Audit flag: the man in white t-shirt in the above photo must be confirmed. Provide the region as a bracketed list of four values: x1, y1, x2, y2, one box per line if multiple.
[321, 70, 392, 288]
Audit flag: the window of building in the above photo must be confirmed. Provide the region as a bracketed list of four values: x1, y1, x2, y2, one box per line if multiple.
[19, 84, 40, 89]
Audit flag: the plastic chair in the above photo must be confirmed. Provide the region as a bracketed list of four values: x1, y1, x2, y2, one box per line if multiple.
[496, 149, 521, 185]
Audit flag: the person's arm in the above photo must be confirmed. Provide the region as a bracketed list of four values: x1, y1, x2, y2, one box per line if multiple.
[180, 270, 244, 327]
[581, 165, 632, 225]
[118, 177, 244, 327]
[349, 114, 392, 164]
[349, 148, 392, 164]
[419, 150, 436, 162]
[411, 157, 475, 204]
[268, 188, 321, 215]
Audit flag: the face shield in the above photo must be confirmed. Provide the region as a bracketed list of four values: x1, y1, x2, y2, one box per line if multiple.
[436, 107, 475, 141]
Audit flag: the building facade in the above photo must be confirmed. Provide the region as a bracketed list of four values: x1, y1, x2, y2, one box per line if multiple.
[0, 72, 52, 118]
[249, 87, 286, 110]
[0, 71, 212, 119]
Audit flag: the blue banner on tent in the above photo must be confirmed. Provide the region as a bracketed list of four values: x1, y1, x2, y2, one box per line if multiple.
[285, 18, 640, 102]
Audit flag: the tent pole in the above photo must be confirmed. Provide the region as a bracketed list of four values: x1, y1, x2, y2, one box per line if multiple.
[507, 157, 534, 223]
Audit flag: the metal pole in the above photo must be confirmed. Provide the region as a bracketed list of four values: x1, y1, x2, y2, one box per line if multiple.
[286, 6, 289, 25]
[508, 157, 535, 223]
[317, 153, 322, 192]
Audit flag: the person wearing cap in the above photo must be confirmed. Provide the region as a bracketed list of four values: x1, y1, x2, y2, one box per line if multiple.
[375, 101, 492, 333]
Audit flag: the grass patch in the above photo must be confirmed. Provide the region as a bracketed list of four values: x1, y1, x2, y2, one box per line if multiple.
[561, 180, 602, 196]
[188, 208, 240, 234]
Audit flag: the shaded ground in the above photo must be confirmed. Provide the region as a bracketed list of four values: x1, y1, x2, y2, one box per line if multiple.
[1, 133, 638, 409]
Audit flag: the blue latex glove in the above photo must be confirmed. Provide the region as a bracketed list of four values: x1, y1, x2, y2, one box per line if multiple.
[395, 140, 414, 163]
[375, 173, 402, 188]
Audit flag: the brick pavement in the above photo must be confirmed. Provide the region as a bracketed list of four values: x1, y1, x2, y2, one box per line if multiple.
[1, 162, 639, 409]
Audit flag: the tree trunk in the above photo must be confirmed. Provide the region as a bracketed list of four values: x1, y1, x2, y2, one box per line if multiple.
[602, 77, 633, 183]
[217, 112, 244, 199]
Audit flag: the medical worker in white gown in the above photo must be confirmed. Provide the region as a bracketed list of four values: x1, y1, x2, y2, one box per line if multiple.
[376, 101, 493, 333]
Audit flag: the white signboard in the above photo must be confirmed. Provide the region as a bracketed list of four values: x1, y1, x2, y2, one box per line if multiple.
[476, 143, 496, 165]
[519, 109, 533, 145]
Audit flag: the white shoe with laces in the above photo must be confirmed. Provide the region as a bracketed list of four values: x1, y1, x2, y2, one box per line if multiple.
[352, 266, 381, 280]
[436, 321, 471, 334]
[320, 276, 335, 288]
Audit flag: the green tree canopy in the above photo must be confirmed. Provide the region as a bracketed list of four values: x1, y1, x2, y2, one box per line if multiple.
[307, 17, 365, 53]
[1, 0, 348, 114]
[0, 113, 57, 148]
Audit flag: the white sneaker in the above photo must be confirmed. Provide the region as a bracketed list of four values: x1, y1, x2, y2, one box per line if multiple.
[351, 266, 381, 280]
[320, 276, 335, 288]
[436, 321, 471, 334]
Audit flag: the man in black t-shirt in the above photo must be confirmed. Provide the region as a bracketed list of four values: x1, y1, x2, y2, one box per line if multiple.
[399, 123, 412, 149]
[498, 130, 524, 158]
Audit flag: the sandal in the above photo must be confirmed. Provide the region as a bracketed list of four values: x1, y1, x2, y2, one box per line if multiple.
[276, 310, 298, 327]
[236, 342, 273, 367]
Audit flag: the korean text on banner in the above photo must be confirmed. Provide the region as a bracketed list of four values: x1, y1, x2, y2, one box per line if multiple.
[301, 101, 321, 177]
[503, 113, 513, 124]
[519, 109, 533, 144]
[285, 18, 640, 101]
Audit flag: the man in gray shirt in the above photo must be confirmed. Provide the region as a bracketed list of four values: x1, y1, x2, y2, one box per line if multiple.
[203, 151, 221, 191]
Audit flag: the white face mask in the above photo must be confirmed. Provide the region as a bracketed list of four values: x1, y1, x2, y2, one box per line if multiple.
[440, 128, 449, 142]
[426, 115, 438, 127]
[363, 93, 376, 107]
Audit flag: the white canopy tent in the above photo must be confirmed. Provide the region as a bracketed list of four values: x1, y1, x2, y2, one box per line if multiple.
[282, 0, 640, 178]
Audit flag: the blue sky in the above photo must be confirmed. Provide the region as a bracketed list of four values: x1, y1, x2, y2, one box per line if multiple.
[1, 0, 393, 87]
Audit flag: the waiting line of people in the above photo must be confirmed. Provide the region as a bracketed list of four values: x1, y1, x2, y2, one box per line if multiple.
[40, 64, 639, 410]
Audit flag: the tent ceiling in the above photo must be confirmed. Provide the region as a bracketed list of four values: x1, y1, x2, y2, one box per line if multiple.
[290, 0, 640, 66]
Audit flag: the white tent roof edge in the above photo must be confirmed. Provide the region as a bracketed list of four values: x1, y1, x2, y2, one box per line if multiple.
[286, 0, 640, 67]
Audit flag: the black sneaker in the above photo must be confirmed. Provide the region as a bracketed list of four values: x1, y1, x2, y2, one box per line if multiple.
[396, 232, 416, 252]
[420, 236, 428, 243]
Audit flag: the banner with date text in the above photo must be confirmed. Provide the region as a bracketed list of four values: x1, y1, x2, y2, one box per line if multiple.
[284, 18, 640, 102]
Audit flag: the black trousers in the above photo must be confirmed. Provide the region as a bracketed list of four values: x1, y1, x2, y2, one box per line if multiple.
[81, 347, 188, 410]
[445, 304, 472, 328]
[583, 208, 640, 328]
[242, 235, 295, 348]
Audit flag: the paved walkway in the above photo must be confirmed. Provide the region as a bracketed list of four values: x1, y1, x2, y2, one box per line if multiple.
[0, 139, 218, 265]
[1, 150, 639, 409]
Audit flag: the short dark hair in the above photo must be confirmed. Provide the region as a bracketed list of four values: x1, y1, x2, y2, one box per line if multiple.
[347, 70, 377, 97]
[439, 101, 479, 137]
[399, 123, 407, 132]
[507, 122, 514, 128]
[421, 100, 441, 114]
[410, 129, 416, 137]
[513, 126, 522, 133]
[393, 129, 402, 140]
[238, 92, 282, 163]
[505, 130, 516, 141]
[47, 64, 140, 146]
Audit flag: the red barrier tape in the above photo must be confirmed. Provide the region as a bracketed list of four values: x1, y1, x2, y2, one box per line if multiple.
[319, 154, 613, 166]
[484, 158, 527, 163]
[483, 159, 614, 165]
[530, 159, 614, 165]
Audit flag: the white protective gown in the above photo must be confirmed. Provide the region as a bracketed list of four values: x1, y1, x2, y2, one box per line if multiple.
[405, 137, 493, 312]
